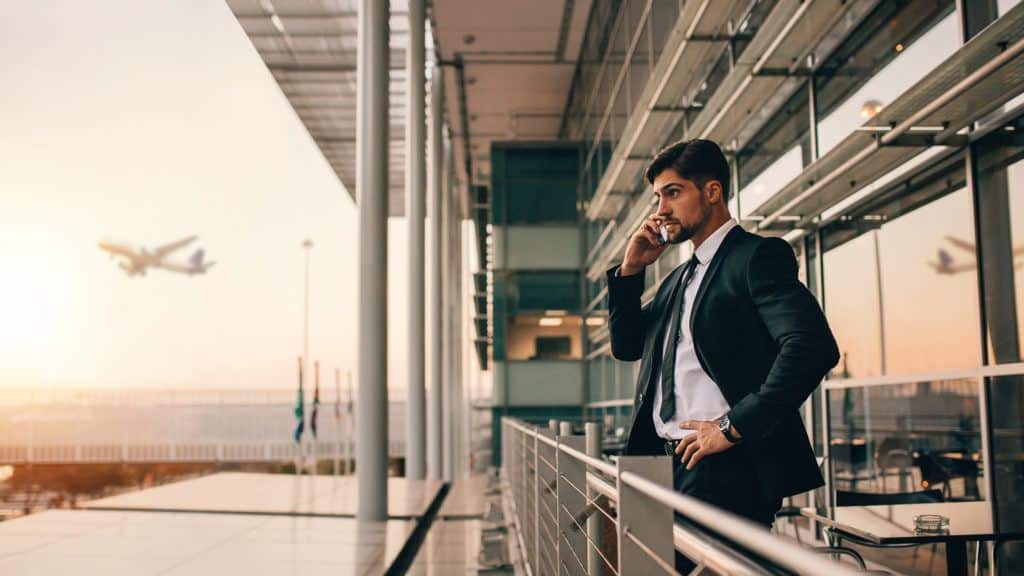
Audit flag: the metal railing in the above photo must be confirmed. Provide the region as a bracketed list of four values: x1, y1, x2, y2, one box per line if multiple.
[501, 417, 861, 575]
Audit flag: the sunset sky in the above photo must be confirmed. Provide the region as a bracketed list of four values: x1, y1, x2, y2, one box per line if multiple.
[0, 1, 435, 391]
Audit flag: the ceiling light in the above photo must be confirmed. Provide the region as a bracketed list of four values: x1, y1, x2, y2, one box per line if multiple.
[585, 317, 605, 326]
[860, 100, 883, 120]
[270, 13, 285, 34]
[539, 318, 563, 327]
[895, 42, 904, 53]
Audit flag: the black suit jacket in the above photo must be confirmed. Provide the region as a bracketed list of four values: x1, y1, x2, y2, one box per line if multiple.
[606, 225, 839, 500]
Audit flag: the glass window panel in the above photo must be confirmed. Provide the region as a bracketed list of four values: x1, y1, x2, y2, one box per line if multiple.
[739, 145, 802, 219]
[875, 188, 981, 374]
[825, 186, 981, 378]
[627, 11, 652, 113]
[825, 232, 883, 378]
[816, 4, 957, 156]
[975, 117, 1024, 364]
[999, 0, 1023, 16]
[738, 80, 809, 187]
[827, 379, 984, 502]
[650, 0, 681, 62]
[988, 372, 1024, 557]
[505, 315, 582, 361]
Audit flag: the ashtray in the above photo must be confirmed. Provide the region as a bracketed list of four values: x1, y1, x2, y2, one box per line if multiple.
[914, 514, 949, 533]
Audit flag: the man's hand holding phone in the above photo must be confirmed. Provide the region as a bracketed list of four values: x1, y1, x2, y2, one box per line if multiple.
[620, 213, 671, 277]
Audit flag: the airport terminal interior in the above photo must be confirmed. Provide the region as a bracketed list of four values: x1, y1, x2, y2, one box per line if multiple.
[4, 0, 1024, 574]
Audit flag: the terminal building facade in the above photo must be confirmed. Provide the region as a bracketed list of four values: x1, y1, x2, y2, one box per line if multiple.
[481, 0, 1024, 571]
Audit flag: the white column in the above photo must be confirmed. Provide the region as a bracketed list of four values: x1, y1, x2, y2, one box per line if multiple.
[426, 61, 445, 481]
[441, 130, 454, 483]
[356, 0, 389, 522]
[405, 0, 427, 481]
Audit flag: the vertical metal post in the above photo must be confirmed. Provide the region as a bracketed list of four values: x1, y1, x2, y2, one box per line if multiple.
[585, 422, 603, 576]
[405, 0, 426, 481]
[558, 432, 587, 575]
[617, 457, 674, 573]
[427, 58, 445, 481]
[533, 433, 542, 573]
[559, 421, 573, 436]
[356, 0, 389, 522]
[441, 131, 454, 483]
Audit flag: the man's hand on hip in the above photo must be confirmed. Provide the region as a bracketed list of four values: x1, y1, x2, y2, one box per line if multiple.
[674, 419, 738, 470]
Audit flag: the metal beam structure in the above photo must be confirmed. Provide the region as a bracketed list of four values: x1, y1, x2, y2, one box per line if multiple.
[356, 0, 389, 522]
[427, 63, 445, 481]
[404, 0, 426, 482]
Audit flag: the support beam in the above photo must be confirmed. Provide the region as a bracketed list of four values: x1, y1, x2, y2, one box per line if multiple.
[427, 62, 445, 481]
[356, 0, 389, 522]
[405, 0, 426, 481]
[441, 128, 455, 483]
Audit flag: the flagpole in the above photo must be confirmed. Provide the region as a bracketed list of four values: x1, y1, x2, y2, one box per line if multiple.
[334, 367, 341, 477]
[312, 360, 320, 475]
[302, 238, 313, 475]
[295, 356, 304, 476]
[346, 370, 354, 475]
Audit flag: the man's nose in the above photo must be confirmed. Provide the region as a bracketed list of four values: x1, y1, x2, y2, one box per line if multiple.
[656, 196, 672, 216]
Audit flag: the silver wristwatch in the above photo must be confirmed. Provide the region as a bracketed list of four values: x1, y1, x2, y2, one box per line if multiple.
[719, 415, 741, 444]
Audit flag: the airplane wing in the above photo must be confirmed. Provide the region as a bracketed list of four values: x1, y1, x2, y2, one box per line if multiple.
[944, 236, 976, 254]
[155, 261, 194, 275]
[154, 235, 198, 258]
[98, 242, 140, 259]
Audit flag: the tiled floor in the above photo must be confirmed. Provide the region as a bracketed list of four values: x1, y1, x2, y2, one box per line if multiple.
[83, 472, 443, 518]
[0, 509, 414, 575]
[406, 519, 485, 575]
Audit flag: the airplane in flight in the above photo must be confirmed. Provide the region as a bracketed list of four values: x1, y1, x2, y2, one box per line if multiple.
[929, 235, 1023, 275]
[98, 235, 215, 277]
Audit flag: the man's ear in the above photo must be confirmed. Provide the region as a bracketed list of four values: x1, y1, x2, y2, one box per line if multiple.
[704, 180, 723, 205]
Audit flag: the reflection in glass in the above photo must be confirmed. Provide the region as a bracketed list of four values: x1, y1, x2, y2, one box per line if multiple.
[824, 186, 981, 378]
[828, 380, 984, 504]
[975, 119, 1024, 364]
[815, 2, 956, 156]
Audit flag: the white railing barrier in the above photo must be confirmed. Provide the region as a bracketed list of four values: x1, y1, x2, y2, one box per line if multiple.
[501, 417, 860, 576]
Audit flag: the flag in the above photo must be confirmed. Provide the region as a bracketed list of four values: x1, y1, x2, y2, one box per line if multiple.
[294, 357, 304, 443]
[334, 368, 341, 419]
[311, 361, 321, 438]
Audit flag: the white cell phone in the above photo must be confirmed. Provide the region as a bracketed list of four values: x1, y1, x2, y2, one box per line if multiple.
[657, 225, 669, 246]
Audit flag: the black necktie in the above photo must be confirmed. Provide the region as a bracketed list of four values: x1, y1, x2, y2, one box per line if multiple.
[659, 257, 700, 423]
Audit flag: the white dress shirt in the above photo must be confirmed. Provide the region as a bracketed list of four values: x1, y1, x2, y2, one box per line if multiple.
[652, 219, 737, 440]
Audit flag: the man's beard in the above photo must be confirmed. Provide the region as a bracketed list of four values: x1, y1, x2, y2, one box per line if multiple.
[672, 225, 696, 243]
[669, 203, 710, 244]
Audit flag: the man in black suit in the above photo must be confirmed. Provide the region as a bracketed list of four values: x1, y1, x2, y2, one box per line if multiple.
[606, 139, 839, 541]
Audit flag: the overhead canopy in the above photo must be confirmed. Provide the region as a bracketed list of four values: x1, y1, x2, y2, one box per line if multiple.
[227, 0, 413, 216]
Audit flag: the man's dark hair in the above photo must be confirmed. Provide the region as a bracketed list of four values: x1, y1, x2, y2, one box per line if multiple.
[644, 139, 730, 199]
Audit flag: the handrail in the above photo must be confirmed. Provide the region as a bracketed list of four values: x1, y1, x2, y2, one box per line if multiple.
[672, 523, 770, 576]
[620, 470, 861, 575]
[502, 417, 860, 575]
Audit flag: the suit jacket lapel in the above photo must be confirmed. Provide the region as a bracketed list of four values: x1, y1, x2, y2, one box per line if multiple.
[689, 226, 744, 335]
[635, 260, 689, 406]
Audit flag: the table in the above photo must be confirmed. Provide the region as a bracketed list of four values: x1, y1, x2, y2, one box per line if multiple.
[801, 502, 1022, 575]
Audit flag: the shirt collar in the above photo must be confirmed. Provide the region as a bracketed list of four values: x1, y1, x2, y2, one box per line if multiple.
[693, 218, 737, 265]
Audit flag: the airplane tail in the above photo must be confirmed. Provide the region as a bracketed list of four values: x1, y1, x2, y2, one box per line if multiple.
[190, 249, 205, 267]
[188, 249, 214, 274]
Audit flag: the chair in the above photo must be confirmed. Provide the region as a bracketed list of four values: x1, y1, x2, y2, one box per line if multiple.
[835, 488, 944, 507]
[914, 451, 954, 499]
[874, 437, 914, 492]
[825, 490, 946, 574]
